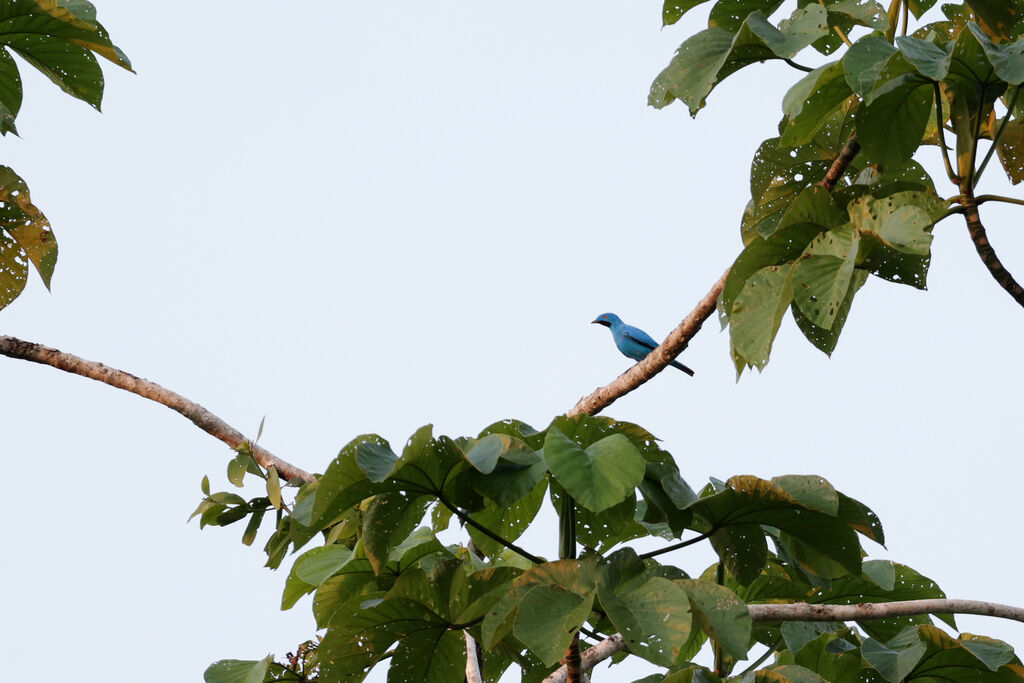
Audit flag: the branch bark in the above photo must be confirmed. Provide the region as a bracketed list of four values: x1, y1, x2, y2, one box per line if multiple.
[541, 599, 1024, 682]
[567, 269, 728, 417]
[959, 187, 1024, 309]
[0, 335, 314, 483]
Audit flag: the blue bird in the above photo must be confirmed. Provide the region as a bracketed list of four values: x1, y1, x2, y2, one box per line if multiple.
[592, 312, 694, 376]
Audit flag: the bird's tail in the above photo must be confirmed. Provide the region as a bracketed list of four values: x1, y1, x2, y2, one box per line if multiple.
[671, 359, 695, 376]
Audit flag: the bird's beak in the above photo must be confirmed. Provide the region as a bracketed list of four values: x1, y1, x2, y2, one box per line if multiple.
[592, 319, 610, 327]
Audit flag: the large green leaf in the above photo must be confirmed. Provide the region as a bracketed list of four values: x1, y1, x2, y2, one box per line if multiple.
[729, 263, 795, 372]
[469, 475, 546, 557]
[388, 629, 466, 683]
[843, 34, 897, 96]
[543, 428, 645, 513]
[203, 657, 271, 683]
[361, 491, 432, 574]
[0, 0, 132, 118]
[0, 166, 56, 311]
[791, 225, 860, 330]
[792, 268, 867, 355]
[709, 0, 786, 33]
[855, 73, 933, 166]
[781, 62, 853, 147]
[896, 36, 953, 81]
[514, 586, 595, 666]
[677, 579, 751, 660]
[598, 577, 691, 666]
[650, 6, 828, 115]
[281, 544, 354, 610]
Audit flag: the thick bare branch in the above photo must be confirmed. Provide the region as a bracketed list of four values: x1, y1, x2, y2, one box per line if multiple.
[959, 188, 1024, 309]
[542, 599, 1024, 682]
[0, 335, 315, 483]
[465, 633, 483, 683]
[818, 134, 860, 191]
[542, 635, 625, 683]
[568, 269, 728, 417]
[749, 599, 1024, 623]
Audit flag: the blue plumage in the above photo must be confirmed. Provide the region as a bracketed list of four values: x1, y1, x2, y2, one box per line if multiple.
[592, 312, 694, 376]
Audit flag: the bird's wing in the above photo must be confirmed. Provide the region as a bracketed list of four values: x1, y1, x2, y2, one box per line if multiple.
[622, 325, 659, 351]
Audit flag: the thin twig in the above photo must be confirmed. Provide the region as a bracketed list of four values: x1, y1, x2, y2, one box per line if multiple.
[438, 492, 545, 564]
[567, 270, 727, 417]
[0, 336, 315, 483]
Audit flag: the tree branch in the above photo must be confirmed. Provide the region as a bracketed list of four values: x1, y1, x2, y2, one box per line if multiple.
[958, 187, 1024, 308]
[464, 632, 483, 683]
[0, 335, 315, 483]
[817, 134, 860, 191]
[567, 270, 727, 417]
[541, 599, 1024, 682]
[748, 599, 1024, 623]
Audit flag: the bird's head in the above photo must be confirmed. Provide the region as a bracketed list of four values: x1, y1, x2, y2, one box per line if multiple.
[592, 312, 621, 328]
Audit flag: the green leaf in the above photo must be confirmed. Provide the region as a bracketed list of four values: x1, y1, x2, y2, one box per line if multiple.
[855, 73, 933, 166]
[462, 433, 509, 473]
[677, 579, 751, 660]
[711, 524, 768, 584]
[961, 634, 1016, 671]
[709, 0, 786, 33]
[851, 192, 939, 290]
[598, 578, 691, 666]
[388, 628, 467, 683]
[0, 49, 21, 134]
[896, 36, 953, 81]
[726, 223, 825, 314]
[997, 115, 1024, 183]
[469, 475, 547, 557]
[861, 630, 927, 682]
[663, 0, 712, 26]
[282, 545, 354, 610]
[201, 475, 210, 496]
[355, 439, 399, 482]
[470, 445, 547, 507]
[543, 429, 645, 513]
[791, 226, 860, 330]
[690, 476, 864, 576]
[729, 263, 795, 372]
[240, 507, 264, 547]
[203, 657, 271, 683]
[781, 62, 853, 147]
[824, 0, 889, 32]
[844, 34, 898, 96]
[514, 585, 595, 666]
[0, 166, 57, 307]
[965, 0, 1024, 41]
[266, 466, 281, 509]
[757, 664, 831, 683]
[650, 6, 828, 115]
[361, 491, 431, 574]
[970, 23, 1024, 85]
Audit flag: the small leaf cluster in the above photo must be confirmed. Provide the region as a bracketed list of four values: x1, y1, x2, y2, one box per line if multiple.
[0, 1, 132, 312]
[653, 0, 1024, 374]
[199, 415, 1022, 682]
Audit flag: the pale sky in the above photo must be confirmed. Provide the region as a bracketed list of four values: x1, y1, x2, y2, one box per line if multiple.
[4, 2, 1024, 681]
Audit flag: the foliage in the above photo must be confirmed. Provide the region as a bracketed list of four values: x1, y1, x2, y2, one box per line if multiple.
[0, 0, 131, 311]
[197, 415, 1023, 682]
[652, 0, 1024, 374]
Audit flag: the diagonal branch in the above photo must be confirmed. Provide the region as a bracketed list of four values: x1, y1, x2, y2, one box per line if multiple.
[959, 186, 1024, 309]
[0, 335, 315, 483]
[541, 599, 1024, 682]
[567, 270, 728, 417]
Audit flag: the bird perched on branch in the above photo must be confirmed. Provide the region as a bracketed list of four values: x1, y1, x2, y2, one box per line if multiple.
[592, 312, 694, 376]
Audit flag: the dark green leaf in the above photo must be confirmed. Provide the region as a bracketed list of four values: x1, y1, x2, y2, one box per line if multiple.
[709, 0, 785, 33]
[843, 34, 897, 96]
[469, 476, 546, 557]
[663, 0, 712, 26]
[791, 226, 860, 330]
[361, 491, 431, 574]
[855, 74, 933, 166]
[729, 263, 795, 371]
[240, 507, 264, 547]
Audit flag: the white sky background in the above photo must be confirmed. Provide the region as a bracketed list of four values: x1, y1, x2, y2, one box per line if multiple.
[3, 1, 1024, 681]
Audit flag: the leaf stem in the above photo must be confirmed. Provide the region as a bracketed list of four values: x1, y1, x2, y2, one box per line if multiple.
[737, 637, 782, 676]
[436, 492, 544, 564]
[975, 193, 1024, 208]
[975, 85, 1021, 186]
[637, 529, 714, 559]
[933, 82, 960, 183]
[783, 58, 813, 73]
